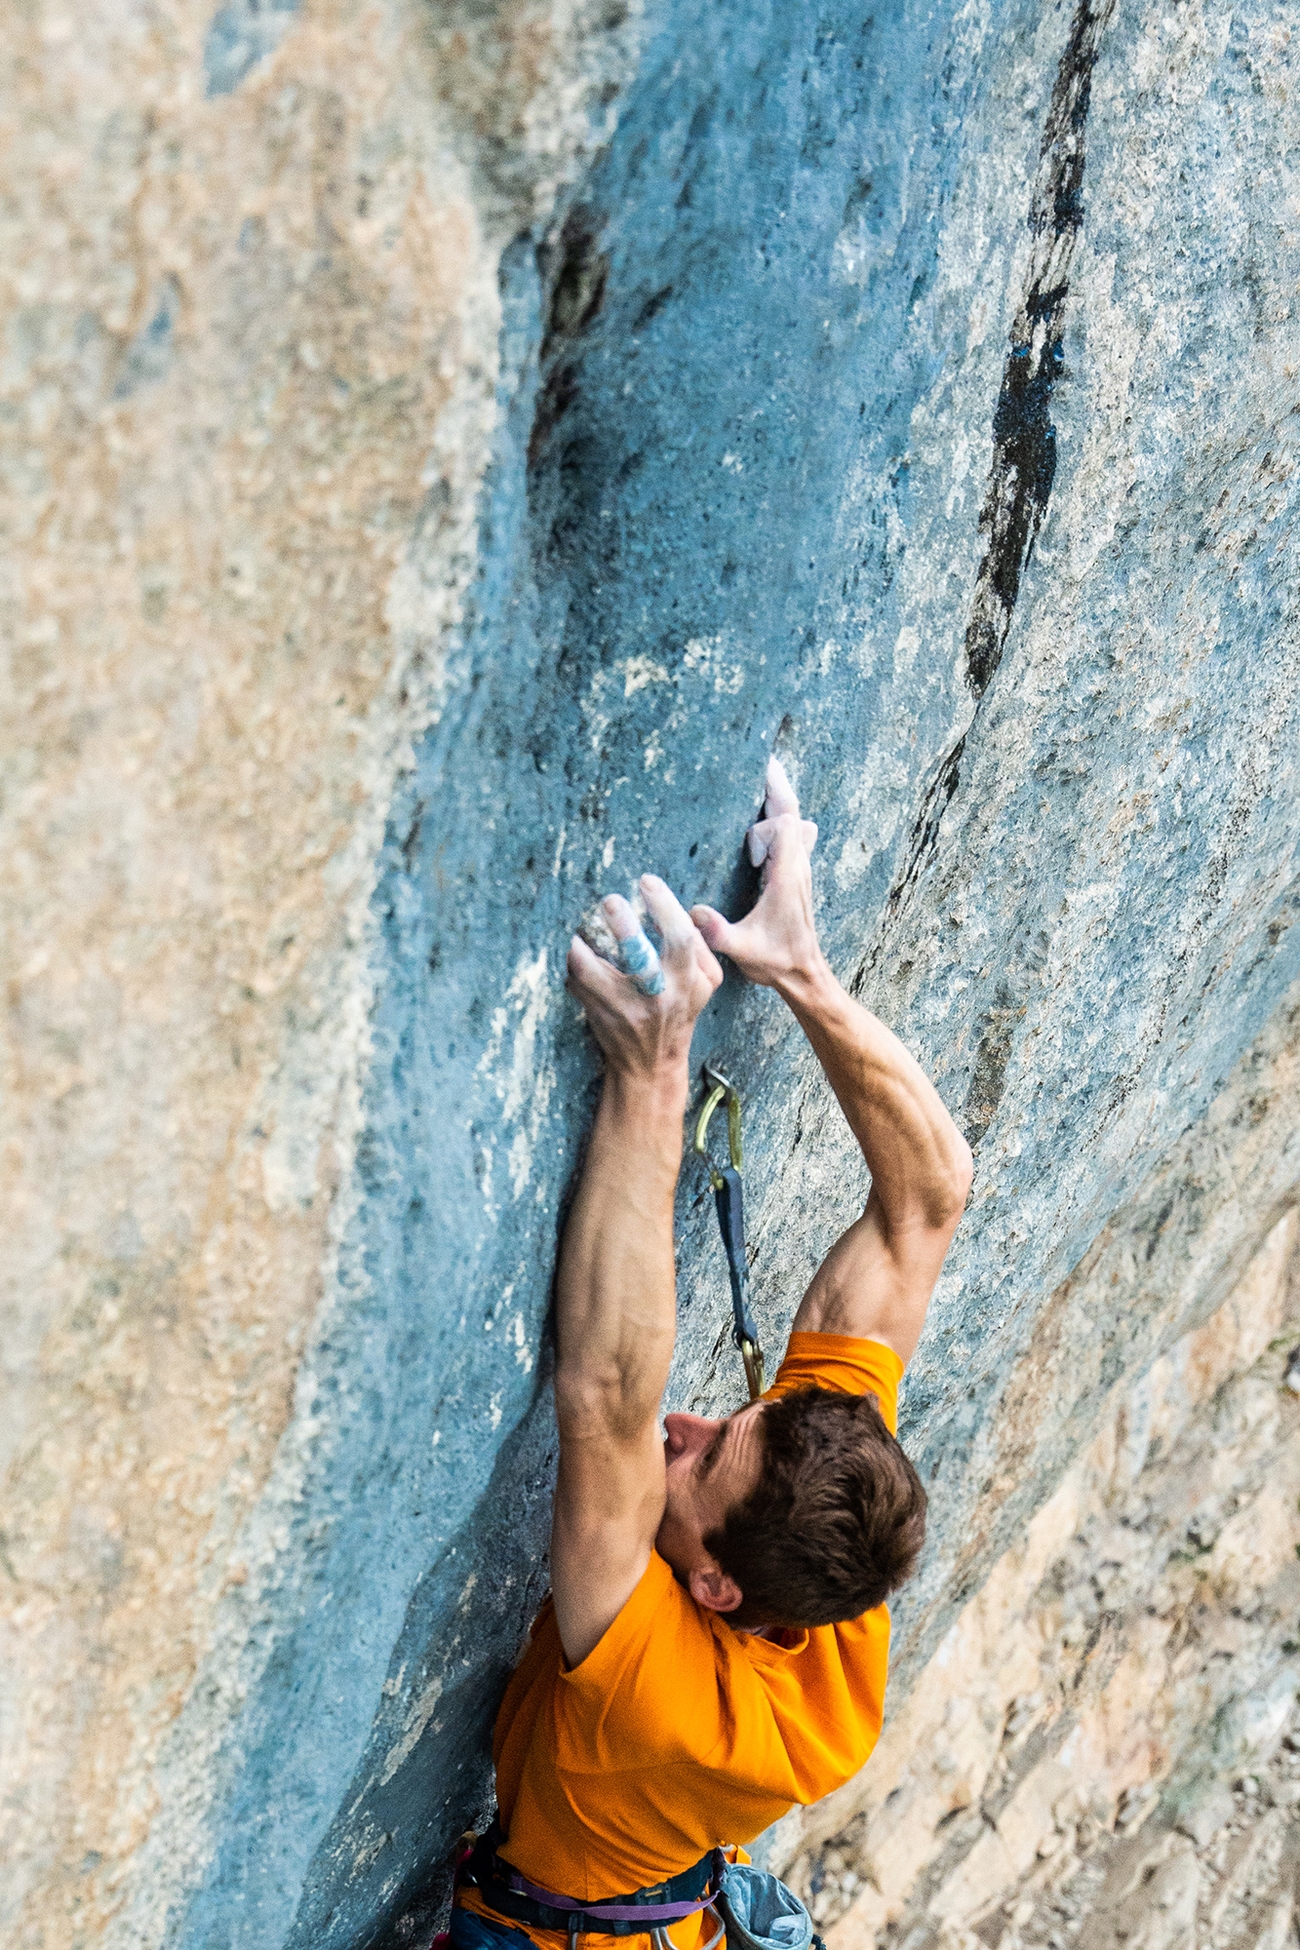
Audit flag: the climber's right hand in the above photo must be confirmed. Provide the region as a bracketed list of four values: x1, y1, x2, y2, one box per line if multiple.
[690, 756, 822, 991]
[567, 874, 722, 1079]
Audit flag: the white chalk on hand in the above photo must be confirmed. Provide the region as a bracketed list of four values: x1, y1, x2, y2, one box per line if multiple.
[748, 754, 798, 866]
[619, 927, 665, 995]
[746, 753, 818, 869]
[602, 891, 666, 996]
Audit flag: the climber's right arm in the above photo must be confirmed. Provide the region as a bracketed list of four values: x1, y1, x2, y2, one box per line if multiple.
[551, 880, 721, 1667]
[776, 959, 972, 1361]
[692, 761, 971, 1365]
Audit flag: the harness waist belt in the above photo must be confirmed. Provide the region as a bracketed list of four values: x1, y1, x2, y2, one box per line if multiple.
[464, 1827, 721, 1936]
[502, 1869, 713, 1924]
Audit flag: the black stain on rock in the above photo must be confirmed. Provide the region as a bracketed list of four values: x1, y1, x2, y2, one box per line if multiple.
[541, 209, 610, 351]
[529, 209, 611, 470]
[965, 0, 1114, 698]
[892, 0, 1114, 904]
[631, 283, 675, 332]
[962, 984, 1026, 1149]
[529, 362, 581, 472]
[891, 734, 966, 911]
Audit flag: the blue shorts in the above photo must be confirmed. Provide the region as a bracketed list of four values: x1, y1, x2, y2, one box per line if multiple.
[451, 1907, 534, 1950]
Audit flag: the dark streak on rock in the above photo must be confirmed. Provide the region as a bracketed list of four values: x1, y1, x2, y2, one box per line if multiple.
[632, 283, 675, 332]
[885, 735, 965, 920]
[965, 0, 1114, 697]
[890, 0, 1114, 907]
[962, 984, 1025, 1149]
[528, 208, 610, 469]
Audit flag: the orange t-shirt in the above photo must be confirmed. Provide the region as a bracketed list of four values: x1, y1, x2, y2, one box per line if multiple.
[460, 1333, 904, 1950]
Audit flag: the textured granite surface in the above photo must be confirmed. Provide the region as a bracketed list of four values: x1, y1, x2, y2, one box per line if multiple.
[4, 1, 1298, 1947]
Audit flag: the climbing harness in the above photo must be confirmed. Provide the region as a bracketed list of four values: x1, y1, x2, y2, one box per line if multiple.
[455, 1825, 820, 1950]
[693, 1066, 765, 1402]
[458, 1824, 727, 1949]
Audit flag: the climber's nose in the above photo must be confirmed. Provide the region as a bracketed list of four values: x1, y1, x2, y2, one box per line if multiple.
[663, 1412, 720, 1461]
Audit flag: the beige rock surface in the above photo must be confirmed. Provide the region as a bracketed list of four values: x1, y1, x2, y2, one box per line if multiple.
[0, 3, 636, 1943]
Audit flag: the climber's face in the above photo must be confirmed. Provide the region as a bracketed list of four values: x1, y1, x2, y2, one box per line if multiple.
[655, 1402, 767, 1616]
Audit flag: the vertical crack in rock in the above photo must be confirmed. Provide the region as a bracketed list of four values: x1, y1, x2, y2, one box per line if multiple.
[891, 0, 1114, 906]
[965, 0, 1115, 697]
[528, 206, 610, 471]
[888, 734, 966, 915]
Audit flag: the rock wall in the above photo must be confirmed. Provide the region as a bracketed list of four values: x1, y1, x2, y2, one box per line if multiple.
[3, 2, 1299, 1949]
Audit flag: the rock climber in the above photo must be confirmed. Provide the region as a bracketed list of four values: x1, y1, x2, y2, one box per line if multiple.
[452, 758, 973, 1950]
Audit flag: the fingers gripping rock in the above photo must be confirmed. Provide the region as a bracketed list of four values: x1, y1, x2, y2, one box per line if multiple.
[747, 815, 819, 867]
[746, 757, 818, 866]
[764, 754, 801, 819]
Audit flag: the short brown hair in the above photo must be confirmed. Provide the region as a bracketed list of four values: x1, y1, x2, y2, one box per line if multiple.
[703, 1386, 927, 1629]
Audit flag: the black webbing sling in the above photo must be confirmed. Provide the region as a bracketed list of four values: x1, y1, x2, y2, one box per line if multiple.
[693, 1066, 764, 1401]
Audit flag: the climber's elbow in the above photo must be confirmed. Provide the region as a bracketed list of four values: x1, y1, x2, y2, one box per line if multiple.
[940, 1135, 974, 1223]
[908, 1132, 973, 1233]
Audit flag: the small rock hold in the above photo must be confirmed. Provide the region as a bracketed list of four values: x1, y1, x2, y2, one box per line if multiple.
[1185, 1514, 1219, 1552]
[1115, 1782, 1159, 1831]
[1005, 1692, 1043, 1739]
[1284, 1345, 1300, 1393]
[1175, 1785, 1234, 1846]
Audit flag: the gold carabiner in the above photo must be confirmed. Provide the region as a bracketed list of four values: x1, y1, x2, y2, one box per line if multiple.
[739, 1339, 764, 1403]
[693, 1063, 743, 1192]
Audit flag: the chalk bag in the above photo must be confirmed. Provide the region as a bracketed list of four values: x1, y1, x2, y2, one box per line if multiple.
[713, 1862, 817, 1950]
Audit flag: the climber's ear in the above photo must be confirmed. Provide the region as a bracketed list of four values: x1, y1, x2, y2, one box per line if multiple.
[688, 1564, 744, 1614]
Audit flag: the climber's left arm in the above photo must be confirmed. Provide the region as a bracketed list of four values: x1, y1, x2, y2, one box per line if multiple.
[551, 880, 721, 1667]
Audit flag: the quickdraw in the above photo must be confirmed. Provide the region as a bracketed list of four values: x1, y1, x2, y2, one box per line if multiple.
[693, 1065, 765, 1402]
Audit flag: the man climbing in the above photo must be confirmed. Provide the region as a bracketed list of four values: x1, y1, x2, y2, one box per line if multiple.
[453, 759, 973, 1950]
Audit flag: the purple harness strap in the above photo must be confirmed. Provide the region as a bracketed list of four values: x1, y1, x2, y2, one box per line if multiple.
[501, 1868, 718, 1925]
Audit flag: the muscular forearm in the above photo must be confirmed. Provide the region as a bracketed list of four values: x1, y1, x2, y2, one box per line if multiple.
[549, 879, 720, 1666]
[776, 951, 971, 1233]
[554, 1065, 687, 1432]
